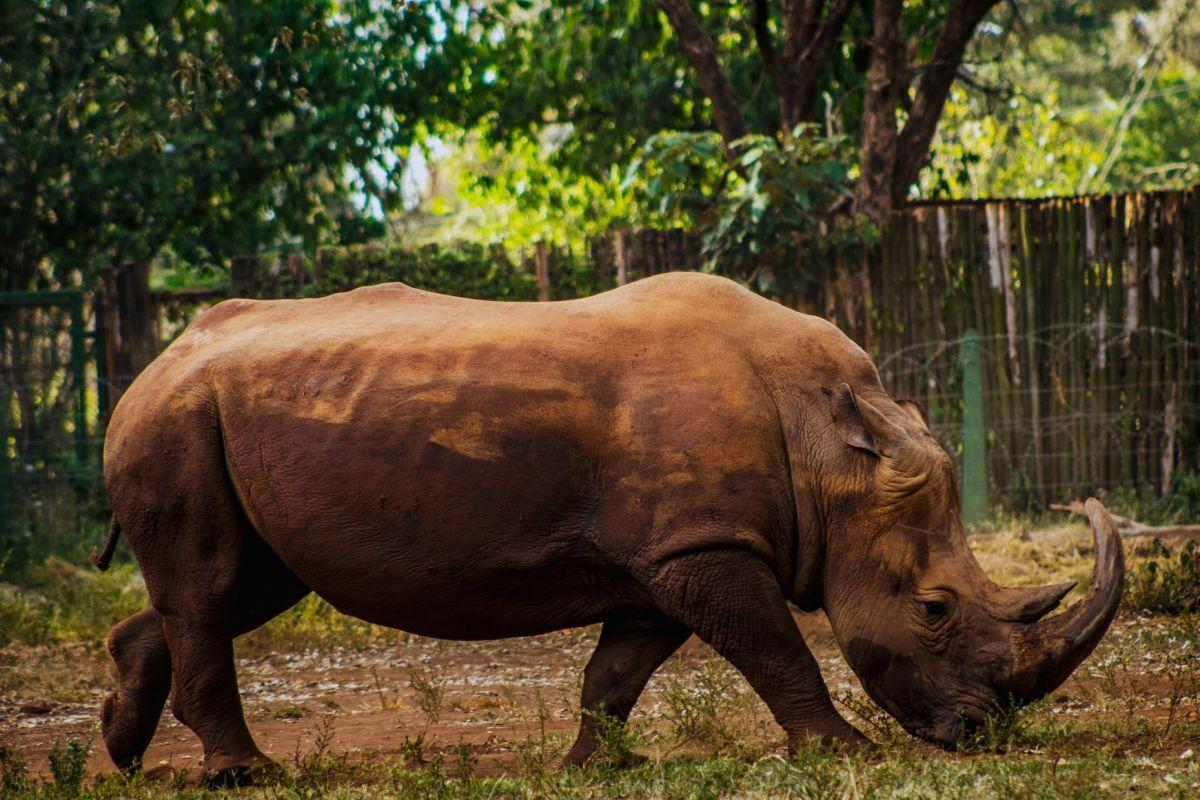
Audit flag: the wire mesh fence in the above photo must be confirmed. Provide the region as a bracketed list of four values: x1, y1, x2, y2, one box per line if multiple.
[875, 328, 1200, 513]
[0, 291, 100, 566]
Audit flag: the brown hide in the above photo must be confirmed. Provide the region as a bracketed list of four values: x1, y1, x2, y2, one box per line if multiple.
[105, 274, 876, 633]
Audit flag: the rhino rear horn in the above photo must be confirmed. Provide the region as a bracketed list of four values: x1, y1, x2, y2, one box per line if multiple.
[830, 383, 907, 458]
[985, 580, 1077, 623]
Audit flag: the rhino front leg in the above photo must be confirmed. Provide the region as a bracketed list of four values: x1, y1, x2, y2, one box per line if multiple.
[648, 549, 867, 751]
[564, 611, 690, 767]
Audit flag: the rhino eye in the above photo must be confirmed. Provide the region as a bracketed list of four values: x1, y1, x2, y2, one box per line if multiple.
[922, 600, 948, 617]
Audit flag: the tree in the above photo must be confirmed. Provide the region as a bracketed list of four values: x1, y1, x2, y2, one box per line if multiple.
[655, 0, 1003, 223]
[0, 0, 478, 293]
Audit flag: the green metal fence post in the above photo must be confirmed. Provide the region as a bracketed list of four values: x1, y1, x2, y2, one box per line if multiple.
[960, 330, 987, 527]
[69, 291, 88, 465]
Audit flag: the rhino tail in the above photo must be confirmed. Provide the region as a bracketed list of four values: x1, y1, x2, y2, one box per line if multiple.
[91, 518, 121, 571]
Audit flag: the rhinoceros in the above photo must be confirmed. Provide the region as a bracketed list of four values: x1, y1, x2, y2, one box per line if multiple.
[94, 272, 1123, 782]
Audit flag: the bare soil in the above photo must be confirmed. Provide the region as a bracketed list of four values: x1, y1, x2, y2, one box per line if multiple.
[0, 612, 853, 781]
[3, 608, 1191, 783]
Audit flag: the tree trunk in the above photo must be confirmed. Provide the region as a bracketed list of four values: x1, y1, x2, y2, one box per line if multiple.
[892, 0, 1002, 198]
[657, 0, 749, 144]
[656, 0, 1004, 223]
[111, 261, 159, 400]
[853, 0, 903, 225]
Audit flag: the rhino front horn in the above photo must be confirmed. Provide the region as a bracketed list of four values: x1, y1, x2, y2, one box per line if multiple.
[1001, 498, 1125, 702]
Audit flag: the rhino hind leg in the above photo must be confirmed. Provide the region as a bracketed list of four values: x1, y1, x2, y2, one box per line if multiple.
[109, 411, 309, 786]
[160, 530, 308, 786]
[101, 607, 172, 771]
[564, 612, 690, 767]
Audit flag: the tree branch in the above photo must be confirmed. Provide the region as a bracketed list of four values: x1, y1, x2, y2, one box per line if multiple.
[752, 0, 785, 100]
[783, 0, 822, 64]
[893, 0, 1002, 199]
[657, 0, 749, 144]
[779, 0, 854, 128]
[854, 0, 902, 223]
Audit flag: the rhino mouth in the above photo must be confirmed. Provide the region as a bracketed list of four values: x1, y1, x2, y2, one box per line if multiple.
[925, 708, 989, 751]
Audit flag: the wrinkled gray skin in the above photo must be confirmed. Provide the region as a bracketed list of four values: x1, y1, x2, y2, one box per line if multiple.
[93, 274, 1125, 785]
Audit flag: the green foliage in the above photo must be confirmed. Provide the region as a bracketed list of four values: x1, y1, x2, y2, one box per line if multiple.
[925, 2, 1200, 198]
[927, 86, 1108, 198]
[661, 657, 749, 752]
[47, 738, 89, 797]
[239, 593, 392, 655]
[2, 750, 1199, 799]
[0, 1, 476, 291]
[629, 128, 875, 290]
[474, 1, 733, 181]
[0, 745, 30, 796]
[313, 242, 540, 301]
[1124, 541, 1200, 614]
[0, 559, 144, 646]
[437, 135, 648, 251]
[244, 239, 610, 305]
[1106, 471, 1200, 528]
[582, 710, 645, 771]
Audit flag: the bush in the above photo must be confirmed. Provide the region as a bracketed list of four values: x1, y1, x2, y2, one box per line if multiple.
[47, 738, 89, 796]
[1104, 471, 1200, 528]
[305, 242, 543, 301]
[1124, 540, 1200, 614]
[0, 558, 145, 645]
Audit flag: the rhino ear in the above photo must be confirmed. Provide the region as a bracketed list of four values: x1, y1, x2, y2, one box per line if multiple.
[829, 383, 906, 458]
[897, 399, 929, 431]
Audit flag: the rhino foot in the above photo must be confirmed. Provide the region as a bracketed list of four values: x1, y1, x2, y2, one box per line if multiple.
[201, 755, 283, 788]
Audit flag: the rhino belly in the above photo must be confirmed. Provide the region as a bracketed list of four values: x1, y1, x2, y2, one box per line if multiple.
[215, 391, 638, 639]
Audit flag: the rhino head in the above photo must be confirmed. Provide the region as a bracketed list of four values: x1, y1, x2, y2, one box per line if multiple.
[819, 383, 1123, 749]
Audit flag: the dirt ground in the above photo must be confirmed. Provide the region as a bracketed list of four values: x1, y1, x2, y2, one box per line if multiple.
[5, 524, 1195, 785]
[2, 612, 859, 781]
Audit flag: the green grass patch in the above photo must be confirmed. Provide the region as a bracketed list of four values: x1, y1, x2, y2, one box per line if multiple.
[2, 745, 1198, 799]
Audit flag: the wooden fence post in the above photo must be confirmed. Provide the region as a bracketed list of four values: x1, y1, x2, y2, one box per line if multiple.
[112, 261, 158, 400]
[961, 330, 987, 526]
[535, 241, 551, 301]
[615, 230, 628, 286]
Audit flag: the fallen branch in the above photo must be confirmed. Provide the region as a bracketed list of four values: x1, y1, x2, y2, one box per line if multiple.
[1049, 500, 1200, 539]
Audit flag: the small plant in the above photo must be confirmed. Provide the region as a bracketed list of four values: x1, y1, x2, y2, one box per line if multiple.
[47, 737, 88, 795]
[388, 753, 449, 799]
[0, 746, 30, 795]
[830, 687, 905, 744]
[452, 740, 478, 780]
[399, 733, 428, 768]
[582, 709, 645, 770]
[661, 657, 746, 752]
[1150, 614, 1200, 735]
[963, 698, 1033, 753]
[1124, 541, 1200, 614]
[408, 668, 446, 724]
[272, 703, 307, 719]
[370, 664, 402, 710]
[515, 688, 564, 777]
[291, 714, 349, 788]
